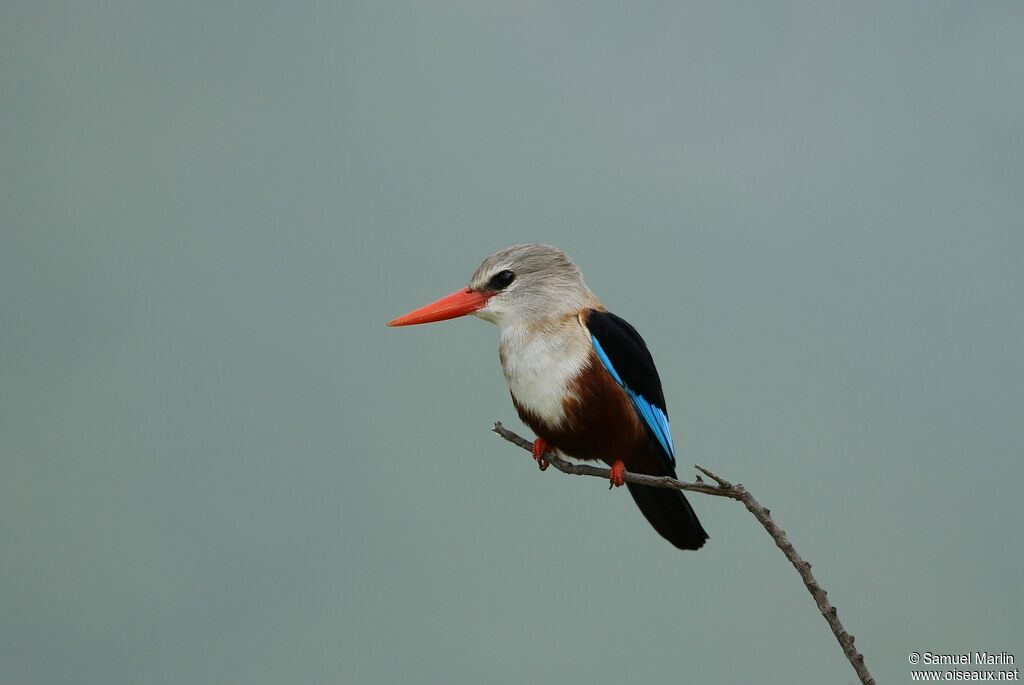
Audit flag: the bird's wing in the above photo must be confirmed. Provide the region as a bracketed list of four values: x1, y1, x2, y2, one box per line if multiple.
[584, 309, 676, 465]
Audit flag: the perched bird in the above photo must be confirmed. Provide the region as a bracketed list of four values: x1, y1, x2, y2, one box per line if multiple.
[388, 244, 708, 550]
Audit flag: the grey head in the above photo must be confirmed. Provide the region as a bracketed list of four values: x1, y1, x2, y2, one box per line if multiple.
[468, 244, 599, 328]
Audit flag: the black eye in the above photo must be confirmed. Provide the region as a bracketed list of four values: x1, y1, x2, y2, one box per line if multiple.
[488, 270, 515, 290]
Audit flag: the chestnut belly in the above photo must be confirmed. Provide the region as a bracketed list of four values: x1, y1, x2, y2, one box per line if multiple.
[512, 359, 660, 470]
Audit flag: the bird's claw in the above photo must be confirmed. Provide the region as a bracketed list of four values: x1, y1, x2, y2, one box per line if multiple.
[609, 460, 625, 488]
[531, 438, 551, 471]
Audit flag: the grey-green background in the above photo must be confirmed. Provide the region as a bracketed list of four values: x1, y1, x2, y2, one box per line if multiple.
[3, 3, 1021, 684]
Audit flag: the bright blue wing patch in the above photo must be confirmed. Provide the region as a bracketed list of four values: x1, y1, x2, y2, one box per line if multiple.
[591, 334, 622, 385]
[591, 334, 676, 462]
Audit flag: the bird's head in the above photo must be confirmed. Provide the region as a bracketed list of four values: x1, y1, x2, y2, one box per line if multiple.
[388, 244, 597, 330]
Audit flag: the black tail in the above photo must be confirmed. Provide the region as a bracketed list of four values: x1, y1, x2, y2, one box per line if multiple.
[626, 482, 709, 550]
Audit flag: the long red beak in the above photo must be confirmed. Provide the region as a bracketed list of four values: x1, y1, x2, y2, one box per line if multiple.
[387, 288, 492, 327]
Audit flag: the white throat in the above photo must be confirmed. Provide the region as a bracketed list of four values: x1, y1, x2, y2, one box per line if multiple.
[498, 318, 591, 428]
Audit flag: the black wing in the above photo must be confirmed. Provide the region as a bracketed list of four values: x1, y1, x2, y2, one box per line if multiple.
[586, 310, 676, 464]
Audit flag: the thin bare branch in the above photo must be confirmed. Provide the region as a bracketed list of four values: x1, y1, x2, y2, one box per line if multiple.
[492, 421, 875, 685]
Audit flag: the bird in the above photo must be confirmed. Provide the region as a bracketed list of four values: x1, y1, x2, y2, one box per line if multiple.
[387, 244, 708, 550]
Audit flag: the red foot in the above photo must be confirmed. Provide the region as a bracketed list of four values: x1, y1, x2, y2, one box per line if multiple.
[531, 438, 552, 471]
[609, 460, 625, 488]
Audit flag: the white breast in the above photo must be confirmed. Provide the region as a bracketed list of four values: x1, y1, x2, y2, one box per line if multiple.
[498, 319, 591, 428]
